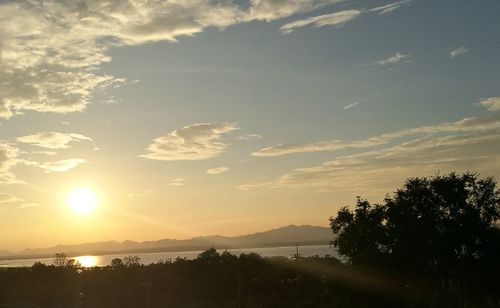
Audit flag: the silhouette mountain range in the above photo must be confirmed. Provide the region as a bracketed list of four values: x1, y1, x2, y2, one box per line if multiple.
[8, 225, 332, 259]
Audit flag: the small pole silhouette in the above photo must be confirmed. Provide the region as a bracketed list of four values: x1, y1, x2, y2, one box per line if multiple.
[292, 243, 301, 260]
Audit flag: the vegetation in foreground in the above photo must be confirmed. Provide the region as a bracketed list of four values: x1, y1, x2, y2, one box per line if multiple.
[330, 172, 500, 307]
[0, 172, 498, 308]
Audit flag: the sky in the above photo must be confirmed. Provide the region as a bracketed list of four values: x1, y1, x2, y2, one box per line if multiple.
[1, 0, 500, 251]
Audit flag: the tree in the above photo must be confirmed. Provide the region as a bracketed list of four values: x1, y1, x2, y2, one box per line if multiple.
[53, 253, 80, 268]
[53, 253, 68, 267]
[330, 172, 500, 304]
[123, 255, 141, 267]
[111, 258, 124, 268]
[330, 198, 387, 266]
[197, 248, 220, 264]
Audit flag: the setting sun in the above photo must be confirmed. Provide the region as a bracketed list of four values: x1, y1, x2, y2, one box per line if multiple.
[66, 188, 99, 215]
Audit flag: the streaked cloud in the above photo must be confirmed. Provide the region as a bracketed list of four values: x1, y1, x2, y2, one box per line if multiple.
[238, 134, 262, 141]
[0, 193, 22, 204]
[280, 0, 412, 35]
[280, 9, 361, 34]
[0, 0, 349, 119]
[170, 178, 186, 187]
[207, 167, 230, 175]
[369, 0, 412, 15]
[450, 46, 469, 58]
[253, 140, 362, 157]
[0, 143, 20, 184]
[479, 97, 500, 112]
[141, 123, 239, 161]
[242, 130, 500, 193]
[103, 96, 122, 105]
[18, 202, 39, 209]
[128, 190, 152, 198]
[343, 102, 359, 110]
[252, 114, 500, 157]
[25, 151, 58, 157]
[17, 132, 92, 149]
[376, 52, 410, 65]
[0, 192, 38, 208]
[248, 0, 343, 22]
[0, 0, 417, 120]
[38, 159, 86, 172]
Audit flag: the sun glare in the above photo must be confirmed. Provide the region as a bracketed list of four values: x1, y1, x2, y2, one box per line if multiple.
[67, 188, 99, 214]
[75, 255, 99, 268]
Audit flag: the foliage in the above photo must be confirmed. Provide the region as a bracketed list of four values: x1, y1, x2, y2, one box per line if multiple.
[330, 172, 500, 306]
[123, 255, 142, 267]
[1, 172, 498, 307]
[53, 252, 81, 268]
[0, 251, 351, 308]
[53, 253, 68, 267]
[110, 257, 124, 268]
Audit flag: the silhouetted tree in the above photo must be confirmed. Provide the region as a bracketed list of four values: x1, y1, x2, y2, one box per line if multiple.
[123, 255, 141, 267]
[330, 172, 500, 306]
[111, 258, 124, 268]
[52, 253, 80, 268]
[53, 253, 68, 267]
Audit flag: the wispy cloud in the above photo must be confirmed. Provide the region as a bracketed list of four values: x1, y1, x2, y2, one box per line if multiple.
[238, 134, 262, 141]
[0, 193, 23, 204]
[38, 159, 86, 172]
[207, 167, 230, 175]
[241, 130, 500, 193]
[343, 102, 359, 110]
[0, 192, 38, 208]
[280, 9, 361, 34]
[18, 202, 39, 209]
[0, 0, 348, 119]
[0, 0, 415, 119]
[0, 0, 236, 119]
[17, 132, 92, 149]
[450, 46, 469, 58]
[479, 97, 500, 112]
[0, 143, 20, 184]
[170, 178, 186, 187]
[369, 0, 413, 15]
[279, 0, 412, 34]
[128, 190, 152, 198]
[141, 123, 239, 161]
[375, 52, 411, 65]
[24, 151, 58, 157]
[252, 114, 500, 157]
[248, 0, 344, 22]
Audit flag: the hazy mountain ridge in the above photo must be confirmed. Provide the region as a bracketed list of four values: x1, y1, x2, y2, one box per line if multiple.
[14, 225, 333, 258]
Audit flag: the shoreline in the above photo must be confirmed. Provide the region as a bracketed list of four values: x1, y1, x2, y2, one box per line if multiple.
[0, 243, 334, 266]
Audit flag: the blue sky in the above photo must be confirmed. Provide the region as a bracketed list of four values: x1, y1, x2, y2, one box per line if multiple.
[1, 0, 500, 250]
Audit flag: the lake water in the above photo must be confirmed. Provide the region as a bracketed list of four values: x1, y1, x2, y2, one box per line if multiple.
[0, 245, 337, 268]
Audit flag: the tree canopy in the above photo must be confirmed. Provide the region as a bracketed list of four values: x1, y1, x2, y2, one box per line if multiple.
[330, 172, 500, 305]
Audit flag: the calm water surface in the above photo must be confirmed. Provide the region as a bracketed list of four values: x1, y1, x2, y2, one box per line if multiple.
[0, 245, 337, 268]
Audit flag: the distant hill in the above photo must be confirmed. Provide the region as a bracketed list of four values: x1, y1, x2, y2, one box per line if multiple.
[14, 225, 333, 259]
